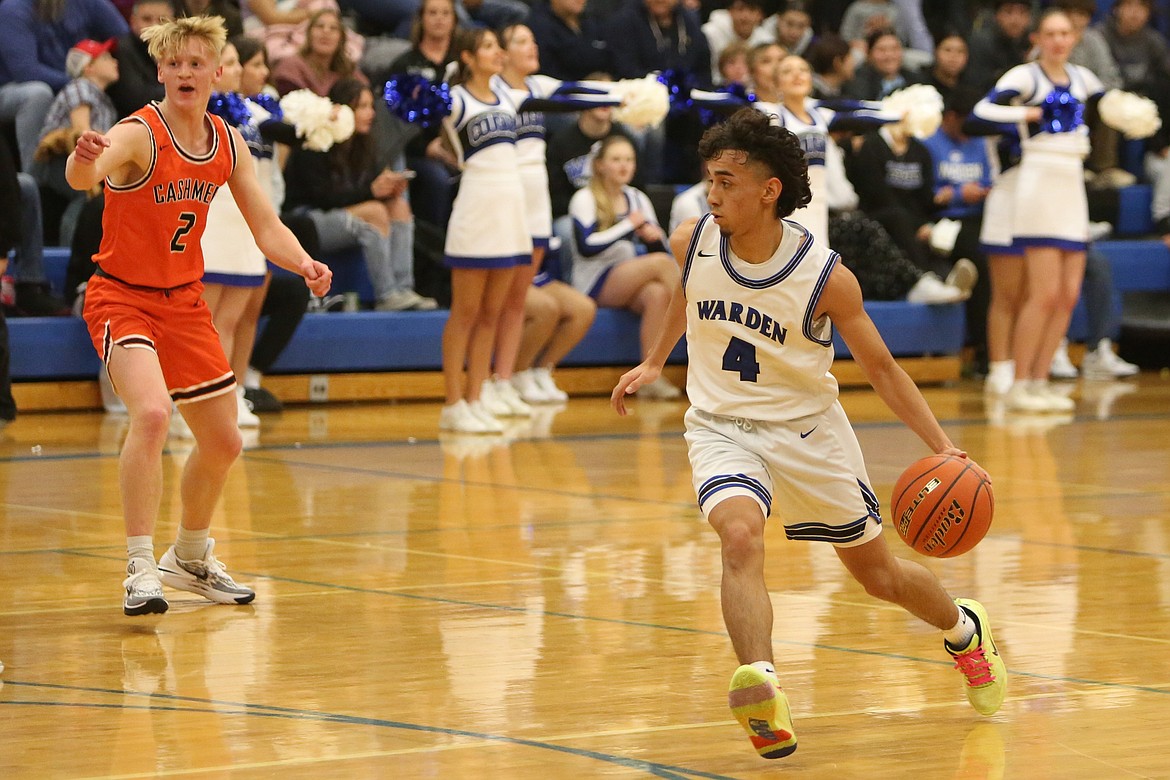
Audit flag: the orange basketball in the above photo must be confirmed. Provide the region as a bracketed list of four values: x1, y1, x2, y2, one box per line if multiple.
[891, 454, 994, 558]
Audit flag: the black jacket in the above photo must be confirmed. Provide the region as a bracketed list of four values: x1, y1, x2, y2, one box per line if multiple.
[525, 1, 611, 82]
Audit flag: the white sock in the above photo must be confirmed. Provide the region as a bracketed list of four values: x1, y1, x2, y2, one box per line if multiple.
[750, 660, 777, 677]
[127, 536, 155, 567]
[175, 527, 209, 562]
[943, 605, 977, 649]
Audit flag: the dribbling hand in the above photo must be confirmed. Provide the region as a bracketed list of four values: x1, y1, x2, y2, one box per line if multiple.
[73, 130, 111, 164]
[300, 259, 333, 297]
[611, 362, 660, 416]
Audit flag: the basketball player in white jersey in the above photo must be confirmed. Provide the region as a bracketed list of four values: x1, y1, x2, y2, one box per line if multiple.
[611, 109, 1006, 759]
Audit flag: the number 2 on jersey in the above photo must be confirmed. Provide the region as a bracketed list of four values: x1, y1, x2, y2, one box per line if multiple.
[722, 337, 760, 382]
[170, 212, 197, 252]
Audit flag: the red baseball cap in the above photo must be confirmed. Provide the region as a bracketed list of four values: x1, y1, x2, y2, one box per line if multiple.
[66, 39, 116, 78]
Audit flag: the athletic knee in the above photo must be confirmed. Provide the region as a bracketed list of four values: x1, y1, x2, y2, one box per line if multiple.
[132, 402, 173, 441]
[712, 514, 765, 569]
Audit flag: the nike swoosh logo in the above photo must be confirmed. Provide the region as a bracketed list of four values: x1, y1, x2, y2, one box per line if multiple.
[800, 427, 817, 438]
[698, 250, 715, 257]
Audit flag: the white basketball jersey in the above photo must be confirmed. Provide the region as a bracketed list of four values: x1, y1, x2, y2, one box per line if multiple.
[682, 213, 840, 421]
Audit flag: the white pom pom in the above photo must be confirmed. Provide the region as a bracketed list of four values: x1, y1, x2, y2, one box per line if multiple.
[1099, 89, 1162, 139]
[882, 83, 944, 138]
[330, 104, 355, 143]
[280, 89, 354, 152]
[611, 75, 669, 129]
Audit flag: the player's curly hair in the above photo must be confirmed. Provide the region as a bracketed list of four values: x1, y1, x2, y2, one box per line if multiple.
[697, 107, 812, 219]
[141, 15, 227, 62]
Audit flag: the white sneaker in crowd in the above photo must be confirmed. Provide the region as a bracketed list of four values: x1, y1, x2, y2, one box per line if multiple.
[1049, 340, 1079, 380]
[439, 399, 501, 434]
[984, 361, 1015, 396]
[467, 399, 506, 432]
[477, 379, 513, 417]
[907, 273, 965, 304]
[532, 366, 569, 402]
[636, 376, 682, 400]
[511, 369, 555, 404]
[236, 387, 260, 428]
[944, 258, 979, 300]
[491, 377, 533, 416]
[1081, 339, 1140, 379]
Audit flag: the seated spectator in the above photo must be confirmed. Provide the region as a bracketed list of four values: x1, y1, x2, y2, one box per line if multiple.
[546, 89, 641, 218]
[526, 0, 610, 82]
[918, 31, 969, 106]
[717, 41, 750, 88]
[510, 261, 596, 404]
[567, 135, 681, 399]
[1, 140, 69, 317]
[247, 0, 365, 68]
[807, 33, 855, 99]
[842, 27, 922, 101]
[177, 0, 243, 38]
[769, 1, 815, 58]
[271, 8, 368, 96]
[963, 0, 1032, 93]
[1097, 0, 1170, 181]
[0, 0, 127, 170]
[669, 167, 708, 233]
[108, 0, 171, 119]
[746, 42, 786, 104]
[386, 0, 463, 229]
[284, 79, 436, 311]
[702, 0, 771, 85]
[32, 40, 120, 246]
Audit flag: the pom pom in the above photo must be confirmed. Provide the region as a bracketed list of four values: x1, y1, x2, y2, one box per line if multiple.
[696, 82, 755, 126]
[611, 74, 670, 128]
[1039, 85, 1084, 134]
[207, 92, 252, 128]
[384, 73, 452, 129]
[331, 104, 355, 143]
[251, 92, 283, 121]
[881, 83, 944, 138]
[280, 89, 351, 152]
[1099, 89, 1162, 139]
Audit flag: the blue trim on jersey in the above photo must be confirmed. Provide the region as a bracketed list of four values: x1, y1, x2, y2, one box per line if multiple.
[802, 250, 838, 347]
[681, 212, 713, 290]
[533, 270, 552, 287]
[784, 515, 872, 543]
[859, 479, 881, 520]
[462, 134, 518, 160]
[532, 235, 550, 249]
[698, 473, 773, 514]
[202, 271, 266, 287]
[979, 241, 1025, 256]
[718, 219, 813, 289]
[1014, 236, 1087, 251]
[444, 252, 531, 269]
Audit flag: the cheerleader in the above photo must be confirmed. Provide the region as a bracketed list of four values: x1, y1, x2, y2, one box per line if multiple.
[973, 8, 1102, 413]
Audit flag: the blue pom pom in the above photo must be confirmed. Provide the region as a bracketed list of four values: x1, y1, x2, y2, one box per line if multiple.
[207, 91, 253, 128]
[385, 73, 452, 129]
[657, 69, 696, 117]
[1040, 86, 1083, 134]
[698, 81, 756, 126]
[251, 93, 283, 121]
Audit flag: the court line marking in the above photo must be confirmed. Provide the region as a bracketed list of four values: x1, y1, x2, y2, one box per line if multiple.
[0, 682, 735, 780]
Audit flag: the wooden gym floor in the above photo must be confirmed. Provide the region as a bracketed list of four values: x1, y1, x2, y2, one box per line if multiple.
[1, 373, 1169, 778]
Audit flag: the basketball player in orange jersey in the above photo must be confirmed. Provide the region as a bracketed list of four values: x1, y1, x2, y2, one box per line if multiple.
[66, 15, 332, 616]
[611, 109, 1006, 759]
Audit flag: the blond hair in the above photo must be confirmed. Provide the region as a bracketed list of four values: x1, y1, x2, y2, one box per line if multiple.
[588, 135, 636, 231]
[141, 15, 227, 62]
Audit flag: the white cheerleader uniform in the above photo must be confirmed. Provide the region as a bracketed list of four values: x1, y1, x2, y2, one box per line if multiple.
[680, 213, 881, 545]
[202, 95, 277, 287]
[492, 74, 558, 251]
[442, 83, 532, 268]
[974, 62, 1104, 251]
[567, 184, 663, 298]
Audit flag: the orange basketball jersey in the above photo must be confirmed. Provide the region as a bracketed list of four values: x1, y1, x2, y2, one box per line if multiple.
[93, 103, 238, 288]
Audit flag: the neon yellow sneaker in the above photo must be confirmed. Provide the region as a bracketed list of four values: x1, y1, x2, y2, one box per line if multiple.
[728, 665, 797, 759]
[947, 599, 1007, 716]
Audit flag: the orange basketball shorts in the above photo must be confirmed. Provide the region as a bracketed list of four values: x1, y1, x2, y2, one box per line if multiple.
[83, 274, 235, 404]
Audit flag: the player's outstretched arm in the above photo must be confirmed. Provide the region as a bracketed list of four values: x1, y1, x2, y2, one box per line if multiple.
[819, 261, 964, 457]
[226, 128, 332, 296]
[611, 219, 695, 416]
[66, 124, 150, 192]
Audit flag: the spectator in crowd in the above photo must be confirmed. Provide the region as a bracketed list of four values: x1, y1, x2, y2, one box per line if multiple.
[177, 0, 243, 38]
[842, 27, 922, 101]
[526, 0, 610, 82]
[702, 0, 771, 85]
[717, 40, 751, 86]
[32, 40, 120, 246]
[285, 78, 435, 311]
[437, 28, 531, 433]
[770, 1, 815, 57]
[0, 137, 21, 424]
[510, 263, 596, 404]
[271, 8, 367, 96]
[109, 0, 172, 119]
[964, 0, 1032, 93]
[918, 30, 969, 105]
[807, 33, 855, 98]
[546, 84, 641, 218]
[567, 135, 682, 399]
[839, 0, 920, 61]
[1, 153, 69, 317]
[746, 42, 786, 104]
[387, 0, 462, 229]
[1097, 0, 1170, 174]
[248, 0, 365, 69]
[0, 0, 127, 170]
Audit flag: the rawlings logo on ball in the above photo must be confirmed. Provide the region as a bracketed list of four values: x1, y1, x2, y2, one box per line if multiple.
[898, 478, 941, 536]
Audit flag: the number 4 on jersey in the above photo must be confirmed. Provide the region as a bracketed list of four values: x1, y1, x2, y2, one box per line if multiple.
[722, 336, 760, 382]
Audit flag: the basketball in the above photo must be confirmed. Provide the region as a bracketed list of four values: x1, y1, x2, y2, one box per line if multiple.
[891, 454, 994, 558]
